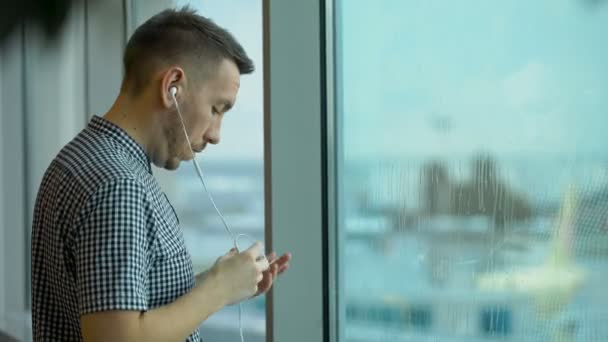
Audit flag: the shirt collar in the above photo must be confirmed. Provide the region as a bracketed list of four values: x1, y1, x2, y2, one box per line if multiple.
[89, 115, 152, 173]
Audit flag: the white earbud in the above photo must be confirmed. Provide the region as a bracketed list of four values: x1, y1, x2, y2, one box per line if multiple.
[169, 86, 178, 97]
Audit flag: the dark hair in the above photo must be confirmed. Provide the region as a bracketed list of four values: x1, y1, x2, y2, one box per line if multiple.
[122, 6, 254, 94]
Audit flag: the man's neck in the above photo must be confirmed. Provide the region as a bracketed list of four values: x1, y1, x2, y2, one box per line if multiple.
[104, 92, 158, 158]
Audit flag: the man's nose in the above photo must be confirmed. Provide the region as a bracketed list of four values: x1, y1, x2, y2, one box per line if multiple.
[205, 119, 222, 145]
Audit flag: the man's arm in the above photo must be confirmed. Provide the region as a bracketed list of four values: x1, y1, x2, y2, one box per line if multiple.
[81, 269, 226, 342]
[80, 242, 268, 342]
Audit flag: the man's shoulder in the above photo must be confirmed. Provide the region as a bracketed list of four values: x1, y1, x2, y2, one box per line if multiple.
[52, 128, 146, 189]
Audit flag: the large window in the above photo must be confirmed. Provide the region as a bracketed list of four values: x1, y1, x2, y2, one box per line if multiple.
[134, 0, 265, 340]
[336, 1, 608, 341]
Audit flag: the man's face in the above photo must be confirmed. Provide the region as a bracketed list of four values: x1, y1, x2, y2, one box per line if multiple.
[163, 59, 240, 170]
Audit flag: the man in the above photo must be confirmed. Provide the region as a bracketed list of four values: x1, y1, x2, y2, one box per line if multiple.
[31, 7, 291, 342]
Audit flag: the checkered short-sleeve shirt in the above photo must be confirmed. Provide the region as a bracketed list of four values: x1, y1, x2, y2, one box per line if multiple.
[31, 116, 201, 341]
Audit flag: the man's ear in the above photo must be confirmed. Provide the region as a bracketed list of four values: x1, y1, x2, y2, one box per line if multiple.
[160, 66, 186, 109]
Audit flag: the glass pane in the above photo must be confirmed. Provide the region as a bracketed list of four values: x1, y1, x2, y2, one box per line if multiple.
[335, 1, 608, 341]
[133, 1, 265, 340]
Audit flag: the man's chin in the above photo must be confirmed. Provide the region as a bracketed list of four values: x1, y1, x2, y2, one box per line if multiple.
[153, 153, 195, 170]
[162, 158, 181, 171]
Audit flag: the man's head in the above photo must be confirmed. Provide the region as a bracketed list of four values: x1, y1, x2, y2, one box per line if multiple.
[121, 6, 253, 170]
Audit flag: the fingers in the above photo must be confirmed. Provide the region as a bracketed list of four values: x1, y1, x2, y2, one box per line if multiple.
[254, 273, 272, 297]
[266, 252, 277, 264]
[261, 252, 290, 276]
[269, 253, 291, 269]
[277, 262, 290, 275]
[246, 247, 290, 290]
[251, 262, 287, 298]
[276, 252, 291, 263]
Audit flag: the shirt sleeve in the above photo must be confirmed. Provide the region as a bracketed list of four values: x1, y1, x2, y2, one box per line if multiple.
[76, 178, 152, 315]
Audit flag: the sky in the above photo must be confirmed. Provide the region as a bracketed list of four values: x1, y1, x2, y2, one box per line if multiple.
[339, 0, 608, 161]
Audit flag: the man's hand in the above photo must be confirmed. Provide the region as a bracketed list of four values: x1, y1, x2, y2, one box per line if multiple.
[209, 243, 270, 306]
[253, 252, 291, 297]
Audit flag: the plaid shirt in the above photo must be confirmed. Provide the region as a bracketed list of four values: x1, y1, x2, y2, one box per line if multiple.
[31, 116, 200, 341]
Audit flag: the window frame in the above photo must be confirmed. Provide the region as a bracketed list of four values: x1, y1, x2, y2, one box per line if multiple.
[263, 0, 335, 341]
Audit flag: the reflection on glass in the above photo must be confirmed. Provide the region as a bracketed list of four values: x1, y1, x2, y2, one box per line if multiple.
[336, 1, 608, 341]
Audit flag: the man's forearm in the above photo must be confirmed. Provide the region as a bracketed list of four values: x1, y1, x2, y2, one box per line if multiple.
[81, 270, 227, 342]
[138, 272, 226, 341]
